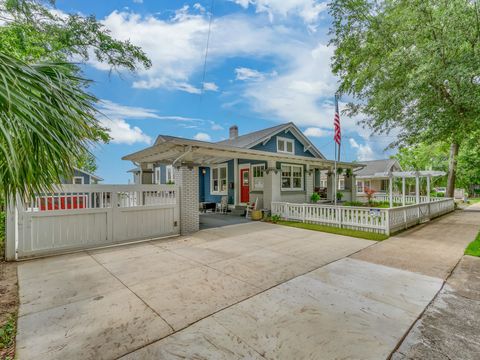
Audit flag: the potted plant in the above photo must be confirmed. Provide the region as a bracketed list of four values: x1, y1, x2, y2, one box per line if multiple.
[310, 192, 321, 203]
[345, 168, 353, 178]
[336, 191, 344, 201]
[251, 209, 263, 221]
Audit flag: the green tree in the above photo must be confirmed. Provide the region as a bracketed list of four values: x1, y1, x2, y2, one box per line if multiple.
[0, 0, 151, 198]
[329, 0, 480, 197]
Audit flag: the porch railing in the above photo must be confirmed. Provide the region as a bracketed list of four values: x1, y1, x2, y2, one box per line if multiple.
[369, 194, 444, 204]
[271, 197, 454, 235]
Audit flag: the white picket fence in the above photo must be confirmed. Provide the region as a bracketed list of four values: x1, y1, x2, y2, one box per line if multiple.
[271, 198, 455, 235]
[6, 184, 179, 260]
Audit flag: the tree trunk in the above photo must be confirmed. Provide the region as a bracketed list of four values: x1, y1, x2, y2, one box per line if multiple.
[446, 141, 459, 198]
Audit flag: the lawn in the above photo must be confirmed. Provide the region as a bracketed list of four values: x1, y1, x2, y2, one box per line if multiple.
[465, 231, 480, 257]
[273, 220, 389, 241]
[467, 198, 480, 205]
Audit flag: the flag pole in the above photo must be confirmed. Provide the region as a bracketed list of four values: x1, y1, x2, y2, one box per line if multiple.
[334, 141, 337, 205]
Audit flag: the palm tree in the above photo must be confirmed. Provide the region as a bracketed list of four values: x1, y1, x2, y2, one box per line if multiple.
[0, 51, 107, 200]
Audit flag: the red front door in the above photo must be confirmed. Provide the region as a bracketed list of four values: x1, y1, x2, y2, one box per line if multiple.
[240, 168, 250, 203]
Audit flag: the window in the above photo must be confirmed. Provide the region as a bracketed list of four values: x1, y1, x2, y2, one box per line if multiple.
[320, 179, 327, 188]
[357, 180, 371, 193]
[252, 164, 265, 190]
[73, 176, 84, 185]
[154, 167, 161, 184]
[380, 179, 388, 192]
[165, 165, 174, 184]
[211, 164, 228, 195]
[277, 137, 295, 154]
[338, 178, 345, 190]
[281, 164, 303, 191]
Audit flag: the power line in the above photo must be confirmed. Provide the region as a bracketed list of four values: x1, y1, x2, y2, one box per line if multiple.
[199, 0, 215, 103]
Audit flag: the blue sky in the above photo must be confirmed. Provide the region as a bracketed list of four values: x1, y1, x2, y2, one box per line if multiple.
[56, 0, 395, 183]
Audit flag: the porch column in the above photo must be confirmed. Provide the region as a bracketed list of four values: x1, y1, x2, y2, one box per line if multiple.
[305, 165, 314, 202]
[415, 173, 420, 204]
[389, 175, 393, 208]
[326, 170, 334, 202]
[402, 177, 406, 206]
[344, 173, 356, 202]
[175, 165, 199, 235]
[263, 161, 281, 210]
[426, 175, 431, 203]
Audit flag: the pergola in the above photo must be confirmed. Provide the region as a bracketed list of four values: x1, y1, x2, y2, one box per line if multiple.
[358, 170, 446, 207]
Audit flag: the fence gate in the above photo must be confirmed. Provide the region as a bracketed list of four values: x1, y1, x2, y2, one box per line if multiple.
[6, 185, 180, 260]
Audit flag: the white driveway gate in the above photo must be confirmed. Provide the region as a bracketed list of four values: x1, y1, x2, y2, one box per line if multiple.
[6, 184, 179, 260]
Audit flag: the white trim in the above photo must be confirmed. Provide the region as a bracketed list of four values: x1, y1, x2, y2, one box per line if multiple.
[73, 176, 84, 185]
[277, 136, 295, 155]
[210, 164, 228, 195]
[280, 163, 304, 191]
[165, 165, 174, 183]
[251, 164, 265, 191]
[154, 167, 161, 184]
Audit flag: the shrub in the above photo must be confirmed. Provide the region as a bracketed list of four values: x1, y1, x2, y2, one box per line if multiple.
[310, 192, 320, 203]
[271, 214, 281, 223]
[336, 192, 344, 201]
[364, 186, 377, 204]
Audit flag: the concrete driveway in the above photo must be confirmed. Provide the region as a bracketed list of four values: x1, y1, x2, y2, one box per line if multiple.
[16, 221, 444, 359]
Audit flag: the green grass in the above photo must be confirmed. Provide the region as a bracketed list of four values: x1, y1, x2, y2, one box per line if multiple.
[465, 231, 480, 257]
[467, 198, 480, 205]
[0, 315, 16, 358]
[273, 220, 389, 241]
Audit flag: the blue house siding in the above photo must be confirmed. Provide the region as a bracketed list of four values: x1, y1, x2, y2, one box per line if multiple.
[251, 132, 315, 158]
[73, 169, 90, 184]
[199, 161, 234, 204]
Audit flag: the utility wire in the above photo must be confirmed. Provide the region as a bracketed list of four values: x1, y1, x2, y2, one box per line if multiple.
[199, 0, 215, 103]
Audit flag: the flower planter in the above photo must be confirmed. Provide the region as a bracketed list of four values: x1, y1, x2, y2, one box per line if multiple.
[251, 210, 263, 221]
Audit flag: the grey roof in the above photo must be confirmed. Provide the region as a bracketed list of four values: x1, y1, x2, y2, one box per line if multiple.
[73, 167, 103, 181]
[216, 122, 324, 159]
[217, 123, 289, 148]
[354, 159, 402, 177]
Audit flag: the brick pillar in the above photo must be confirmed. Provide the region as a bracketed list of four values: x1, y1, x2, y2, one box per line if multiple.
[326, 171, 334, 201]
[175, 166, 199, 235]
[305, 169, 314, 202]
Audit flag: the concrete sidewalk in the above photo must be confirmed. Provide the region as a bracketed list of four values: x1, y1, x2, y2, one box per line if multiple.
[352, 209, 480, 279]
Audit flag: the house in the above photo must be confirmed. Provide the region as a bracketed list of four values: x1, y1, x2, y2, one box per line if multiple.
[62, 167, 103, 185]
[129, 164, 174, 185]
[123, 122, 362, 210]
[354, 159, 403, 197]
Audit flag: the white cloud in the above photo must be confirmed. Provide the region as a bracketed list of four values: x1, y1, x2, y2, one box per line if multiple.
[233, 0, 328, 27]
[203, 82, 219, 91]
[132, 0, 143, 3]
[303, 127, 331, 138]
[100, 117, 152, 145]
[235, 67, 266, 81]
[210, 121, 224, 131]
[193, 132, 212, 141]
[349, 138, 375, 161]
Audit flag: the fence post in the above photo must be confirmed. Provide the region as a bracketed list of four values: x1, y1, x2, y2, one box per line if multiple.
[5, 196, 17, 261]
[109, 190, 118, 242]
[403, 209, 407, 229]
[385, 209, 390, 236]
[302, 204, 306, 223]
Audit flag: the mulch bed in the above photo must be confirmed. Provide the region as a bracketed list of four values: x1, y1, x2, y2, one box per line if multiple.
[0, 261, 18, 360]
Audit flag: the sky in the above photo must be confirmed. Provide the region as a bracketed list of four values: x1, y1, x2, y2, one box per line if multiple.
[56, 0, 396, 183]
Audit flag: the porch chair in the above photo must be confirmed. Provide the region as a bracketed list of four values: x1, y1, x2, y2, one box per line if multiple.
[245, 197, 258, 218]
[216, 196, 228, 214]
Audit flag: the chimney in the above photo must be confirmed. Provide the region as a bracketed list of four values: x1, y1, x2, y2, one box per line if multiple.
[229, 125, 238, 139]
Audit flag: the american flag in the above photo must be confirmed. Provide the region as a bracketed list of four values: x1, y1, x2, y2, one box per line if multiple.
[333, 95, 341, 145]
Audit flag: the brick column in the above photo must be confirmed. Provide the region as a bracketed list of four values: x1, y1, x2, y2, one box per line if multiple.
[326, 171, 334, 201]
[263, 161, 281, 211]
[175, 166, 199, 235]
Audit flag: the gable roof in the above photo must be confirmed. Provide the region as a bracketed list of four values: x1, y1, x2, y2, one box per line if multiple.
[73, 167, 103, 181]
[354, 159, 402, 177]
[217, 122, 325, 159]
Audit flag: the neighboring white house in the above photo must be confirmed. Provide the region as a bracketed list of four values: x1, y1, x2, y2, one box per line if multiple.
[61, 167, 103, 185]
[354, 159, 403, 199]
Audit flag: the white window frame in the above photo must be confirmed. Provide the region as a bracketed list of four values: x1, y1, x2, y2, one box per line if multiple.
[277, 136, 295, 154]
[165, 165, 174, 183]
[320, 179, 327, 188]
[338, 178, 345, 190]
[281, 164, 304, 191]
[251, 164, 265, 191]
[357, 180, 371, 194]
[210, 164, 228, 195]
[73, 176, 84, 185]
[154, 167, 161, 184]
